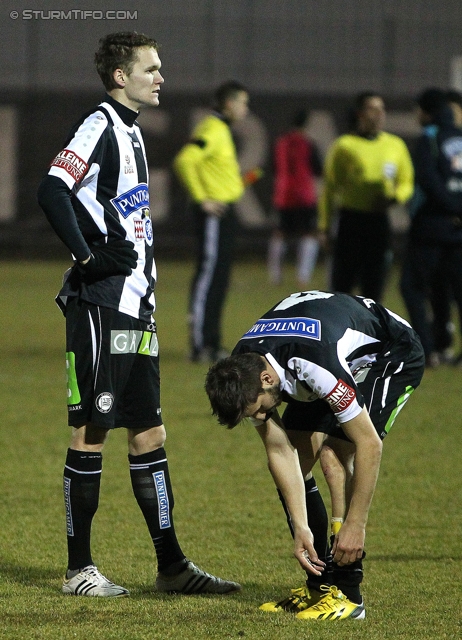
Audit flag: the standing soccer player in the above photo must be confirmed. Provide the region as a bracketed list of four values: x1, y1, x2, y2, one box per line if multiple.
[205, 291, 424, 619]
[38, 31, 240, 597]
[174, 81, 249, 363]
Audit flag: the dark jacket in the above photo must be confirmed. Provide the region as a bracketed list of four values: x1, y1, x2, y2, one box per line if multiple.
[410, 105, 462, 243]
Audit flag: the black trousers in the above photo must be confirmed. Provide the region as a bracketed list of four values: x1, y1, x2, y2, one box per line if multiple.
[331, 208, 391, 302]
[400, 240, 462, 357]
[189, 204, 237, 354]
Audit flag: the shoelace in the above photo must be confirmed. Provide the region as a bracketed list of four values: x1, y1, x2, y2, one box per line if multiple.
[82, 566, 113, 585]
[310, 586, 346, 611]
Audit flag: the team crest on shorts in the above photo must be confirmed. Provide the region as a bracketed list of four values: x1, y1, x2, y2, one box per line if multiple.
[95, 392, 114, 413]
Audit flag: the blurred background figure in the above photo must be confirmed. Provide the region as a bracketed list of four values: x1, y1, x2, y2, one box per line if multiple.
[429, 89, 462, 363]
[174, 81, 249, 363]
[319, 92, 414, 302]
[400, 88, 462, 367]
[447, 89, 462, 127]
[267, 109, 323, 288]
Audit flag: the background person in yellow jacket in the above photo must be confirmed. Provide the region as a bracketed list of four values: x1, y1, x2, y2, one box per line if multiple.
[319, 93, 414, 302]
[174, 81, 249, 362]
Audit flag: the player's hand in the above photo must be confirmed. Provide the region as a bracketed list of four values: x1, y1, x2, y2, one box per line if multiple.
[294, 528, 325, 576]
[78, 239, 138, 282]
[331, 520, 365, 566]
[200, 200, 227, 217]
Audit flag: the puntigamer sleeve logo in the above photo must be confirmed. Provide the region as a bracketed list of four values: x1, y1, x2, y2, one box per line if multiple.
[51, 148, 89, 182]
[325, 379, 356, 412]
[241, 317, 321, 341]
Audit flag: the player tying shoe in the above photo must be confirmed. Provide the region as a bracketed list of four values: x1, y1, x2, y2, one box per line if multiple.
[205, 291, 424, 619]
[38, 32, 240, 598]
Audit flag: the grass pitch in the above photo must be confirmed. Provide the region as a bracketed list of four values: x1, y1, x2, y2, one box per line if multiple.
[0, 259, 461, 639]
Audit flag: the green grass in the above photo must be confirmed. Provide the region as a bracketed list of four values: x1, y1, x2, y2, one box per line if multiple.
[0, 259, 461, 639]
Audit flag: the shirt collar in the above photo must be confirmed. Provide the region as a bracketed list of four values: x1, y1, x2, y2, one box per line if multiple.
[104, 94, 139, 127]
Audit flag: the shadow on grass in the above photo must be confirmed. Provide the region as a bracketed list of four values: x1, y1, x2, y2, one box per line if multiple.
[0, 561, 60, 590]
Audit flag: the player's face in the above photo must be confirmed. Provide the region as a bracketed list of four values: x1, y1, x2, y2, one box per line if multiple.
[358, 96, 386, 134]
[121, 47, 164, 110]
[224, 91, 249, 122]
[245, 384, 282, 422]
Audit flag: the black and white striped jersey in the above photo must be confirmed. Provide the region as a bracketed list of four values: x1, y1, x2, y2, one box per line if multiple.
[233, 291, 416, 424]
[42, 95, 156, 322]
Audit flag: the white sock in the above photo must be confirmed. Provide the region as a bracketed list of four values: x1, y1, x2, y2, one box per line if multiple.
[267, 236, 286, 284]
[297, 236, 319, 285]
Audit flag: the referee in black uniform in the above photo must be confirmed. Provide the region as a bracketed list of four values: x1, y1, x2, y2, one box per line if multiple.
[205, 291, 424, 619]
[38, 32, 240, 598]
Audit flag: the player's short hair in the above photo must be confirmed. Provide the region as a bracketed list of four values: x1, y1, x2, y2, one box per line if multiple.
[205, 353, 266, 428]
[355, 91, 384, 112]
[214, 81, 247, 112]
[95, 32, 159, 91]
[417, 88, 447, 117]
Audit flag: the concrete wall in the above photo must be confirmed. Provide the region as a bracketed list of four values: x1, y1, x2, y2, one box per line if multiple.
[3, 0, 462, 95]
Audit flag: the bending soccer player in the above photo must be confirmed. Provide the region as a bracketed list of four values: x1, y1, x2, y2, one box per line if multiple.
[38, 32, 240, 597]
[205, 291, 424, 620]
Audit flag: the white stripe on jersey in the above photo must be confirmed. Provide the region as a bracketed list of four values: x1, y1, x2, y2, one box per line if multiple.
[336, 328, 381, 377]
[77, 164, 107, 235]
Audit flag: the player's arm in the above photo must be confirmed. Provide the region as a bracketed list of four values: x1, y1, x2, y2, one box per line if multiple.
[332, 406, 383, 566]
[254, 414, 325, 576]
[318, 141, 343, 233]
[38, 175, 92, 261]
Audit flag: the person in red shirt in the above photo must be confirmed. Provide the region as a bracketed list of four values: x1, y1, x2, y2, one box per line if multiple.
[268, 109, 323, 287]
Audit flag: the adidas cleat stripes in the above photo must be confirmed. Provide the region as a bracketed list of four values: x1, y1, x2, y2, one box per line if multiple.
[156, 560, 241, 595]
[62, 565, 129, 597]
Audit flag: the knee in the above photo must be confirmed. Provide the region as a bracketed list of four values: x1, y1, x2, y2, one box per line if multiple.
[128, 425, 167, 456]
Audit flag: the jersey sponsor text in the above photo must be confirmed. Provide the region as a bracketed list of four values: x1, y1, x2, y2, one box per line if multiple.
[51, 149, 88, 182]
[325, 379, 356, 412]
[241, 316, 321, 341]
[110, 183, 149, 218]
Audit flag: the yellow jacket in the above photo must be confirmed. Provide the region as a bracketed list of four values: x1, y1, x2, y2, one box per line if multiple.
[319, 131, 414, 231]
[174, 114, 244, 204]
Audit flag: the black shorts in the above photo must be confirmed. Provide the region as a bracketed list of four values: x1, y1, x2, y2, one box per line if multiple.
[277, 206, 318, 235]
[65, 298, 163, 429]
[282, 330, 425, 441]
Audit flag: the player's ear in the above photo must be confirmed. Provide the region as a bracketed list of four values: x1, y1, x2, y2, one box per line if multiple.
[113, 68, 126, 88]
[260, 370, 274, 386]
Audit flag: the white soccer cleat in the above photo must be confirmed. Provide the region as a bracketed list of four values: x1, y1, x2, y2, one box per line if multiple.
[62, 565, 129, 597]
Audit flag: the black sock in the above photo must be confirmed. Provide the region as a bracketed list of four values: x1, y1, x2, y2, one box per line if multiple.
[277, 476, 331, 591]
[332, 556, 364, 604]
[129, 448, 186, 573]
[64, 448, 102, 571]
[303, 477, 331, 591]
